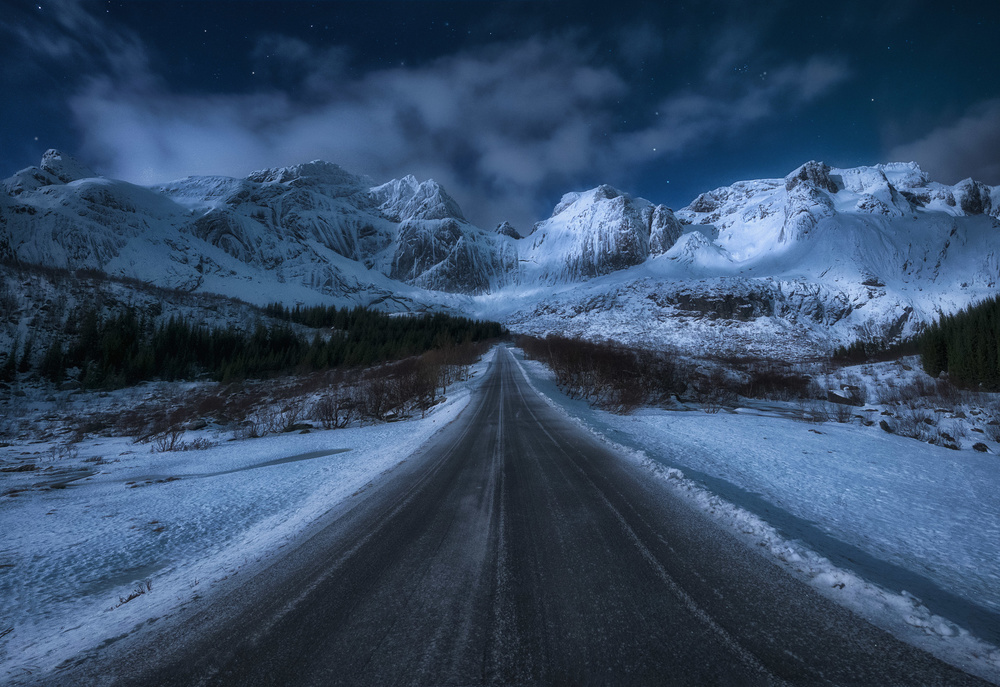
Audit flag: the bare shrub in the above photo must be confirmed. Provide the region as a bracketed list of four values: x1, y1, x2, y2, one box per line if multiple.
[116, 579, 152, 607]
[741, 364, 814, 401]
[831, 402, 854, 423]
[947, 421, 969, 442]
[257, 406, 284, 435]
[691, 368, 739, 413]
[798, 402, 829, 423]
[151, 427, 185, 453]
[986, 422, 1000, 442]
[311, 387, 357, 429]
[935, 377, 960, 402]
[183, 438, 217, 451]
[893, 408, 936, 442]
[875, 380, 901, 405]
[357, 374, 389, 423]
[519, 335, 685, 414]
[896, 377, 935, 403]
[47, 442, 80, 462]
[278, 399, 307, 432]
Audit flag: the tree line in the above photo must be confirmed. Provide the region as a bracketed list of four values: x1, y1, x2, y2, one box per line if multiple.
[262, 302, 504, 365]
[919, 295, 1000, 389]
[2, 303, 506, 388]
[831, 296, 1000, 390]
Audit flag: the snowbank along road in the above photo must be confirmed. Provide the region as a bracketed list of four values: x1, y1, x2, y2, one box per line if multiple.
[55, 346, 991, 686]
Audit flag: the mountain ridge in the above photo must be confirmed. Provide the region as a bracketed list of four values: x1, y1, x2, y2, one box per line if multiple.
[3, 150, 999, 357]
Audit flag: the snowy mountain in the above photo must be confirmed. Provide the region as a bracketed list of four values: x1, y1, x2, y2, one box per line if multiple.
[520, 184, 683, 283]
[484, 160, 1000, 356]
[0, 152, 512, 310]
[3, 151, 999, 357]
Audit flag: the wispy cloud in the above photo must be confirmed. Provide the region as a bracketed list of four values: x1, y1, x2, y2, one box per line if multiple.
[13, 2, 851, 229]
[887, 99, 1000, 184]
[3, 0, 149, 81]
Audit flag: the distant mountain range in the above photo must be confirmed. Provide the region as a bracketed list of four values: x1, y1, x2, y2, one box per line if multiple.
[3, 150, 998, 357]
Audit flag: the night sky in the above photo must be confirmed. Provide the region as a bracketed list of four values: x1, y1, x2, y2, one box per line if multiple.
[3, 0, 999, 230]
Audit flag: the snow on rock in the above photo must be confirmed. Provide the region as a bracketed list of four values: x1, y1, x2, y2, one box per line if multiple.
[522, 184, 681, 283]
[370, 175, 466, 222]
[0, 152, 501, 305]
[1, 150, 97, 197]
[4, 149, 1000, 356]
[784, 160, 839, 194]
[482, 159, 1000, 357]
[661, 229, 731, 268]
[246, 159, 369, 195]
[953, 178, 994, 216]
[390, 218, 518, 294]
[39, 149, 97, 184]
[495, 221, 522, 239]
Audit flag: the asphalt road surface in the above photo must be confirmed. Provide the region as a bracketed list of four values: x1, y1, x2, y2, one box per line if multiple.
[58, 346, 990, 686]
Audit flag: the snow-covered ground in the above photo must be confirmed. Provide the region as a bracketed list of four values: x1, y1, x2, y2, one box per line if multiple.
[0, 350, 495, 683]
[512, 350, 1000, 685]
[4, 344, 1000, 684]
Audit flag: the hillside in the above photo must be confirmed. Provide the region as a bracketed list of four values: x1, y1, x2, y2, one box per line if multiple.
[3, 152, 999, 358]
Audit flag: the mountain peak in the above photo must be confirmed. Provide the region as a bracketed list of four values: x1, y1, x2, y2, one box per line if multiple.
[245, 160, 368, 190]
[496, 221, 522, 239]
[550, 184, 630, 218]
[40, 149, 97, 184]
[785, 161, 838, 194]
[370, 176, 466, 222]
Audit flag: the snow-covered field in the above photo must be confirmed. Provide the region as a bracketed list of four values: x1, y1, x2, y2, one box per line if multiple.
[512, 351, 1000, 684]
[0, 350, 494, 683]
[4, 344, 1000, 684]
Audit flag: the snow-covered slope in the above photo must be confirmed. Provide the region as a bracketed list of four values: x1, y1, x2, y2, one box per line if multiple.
[3, 151, 999, 356]
[480, 160, 1000, 357]
[0, 152, 513, 309]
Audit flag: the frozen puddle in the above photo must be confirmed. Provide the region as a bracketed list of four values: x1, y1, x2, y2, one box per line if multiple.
[129, 448, 352, 483]
[31, 467, 98, 489]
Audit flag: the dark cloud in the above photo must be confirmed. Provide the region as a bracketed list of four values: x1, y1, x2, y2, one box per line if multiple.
[3, 0, 149, 82]
[887, 100, 1000, 184]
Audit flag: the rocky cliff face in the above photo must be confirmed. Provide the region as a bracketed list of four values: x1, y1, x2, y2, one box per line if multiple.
[522, 184, 683, 283]
[0, 152, 516, 303]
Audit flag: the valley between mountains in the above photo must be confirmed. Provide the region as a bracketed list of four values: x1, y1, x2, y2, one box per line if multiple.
[2, 151, 1000, 685]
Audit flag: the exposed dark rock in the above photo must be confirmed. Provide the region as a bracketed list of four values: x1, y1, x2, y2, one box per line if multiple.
[687, 192, 720, 213]
[651, 291, 775, 321]
[495, 221, 522, 239]
[784, 161, 839, 194]
[899, 190, 929, 207]
[954, 179, 993, 216]
[828, 387, 862, 406]
[593, 184, 620, 201]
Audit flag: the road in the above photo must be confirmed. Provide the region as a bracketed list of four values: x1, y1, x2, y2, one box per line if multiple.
[59, 346, 989, 686]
